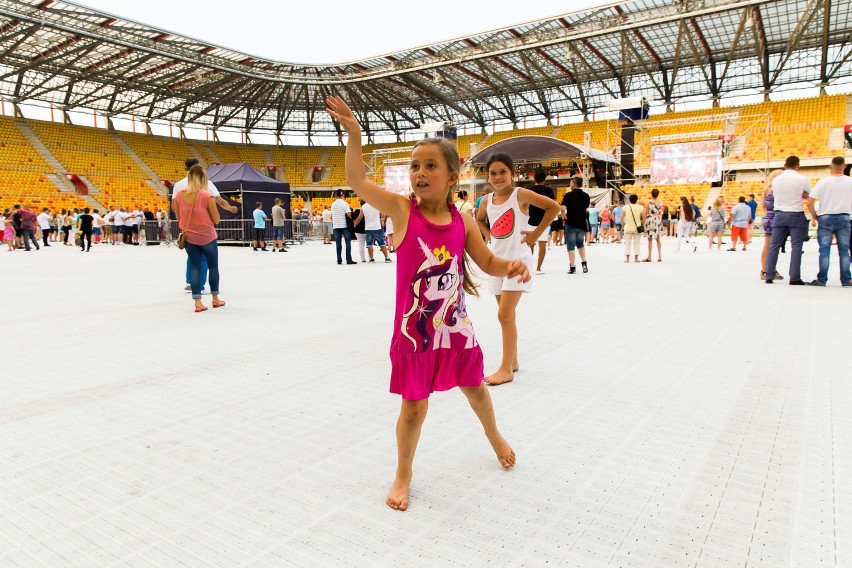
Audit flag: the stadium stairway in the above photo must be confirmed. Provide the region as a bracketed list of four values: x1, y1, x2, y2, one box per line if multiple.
[262, 149, 274, 170]
[14, 121, 76, 192]
[185, 144, 208, 167]
[110, 132, 170, 196]
[79, 192, 108, 212]
[201, 144, 222, 164]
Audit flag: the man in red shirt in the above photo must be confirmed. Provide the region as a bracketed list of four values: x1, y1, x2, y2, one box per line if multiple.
[17, 205, 40, 251]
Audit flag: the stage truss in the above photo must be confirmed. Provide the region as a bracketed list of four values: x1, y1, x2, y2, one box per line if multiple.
[605, 111, 772, 206]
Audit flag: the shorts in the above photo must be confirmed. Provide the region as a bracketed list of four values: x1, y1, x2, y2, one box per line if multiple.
[273, 225, 286, 240]
[731, 226, 748, 242]
[565, 227, 585, 251]
[600, 222, 611, 230]
[92, 228, 101, 235]
[615, 224, 623, 231]
[762, 218, 774, 236]
[549, 219, 563, 232]
[253, 228, 266, 241]
[365, 229, 384, 246]
[708, 221, 724, 233]
[131, 225, 139, 234]
[486, 253, 534, 295]
[14, 227, 22, 237]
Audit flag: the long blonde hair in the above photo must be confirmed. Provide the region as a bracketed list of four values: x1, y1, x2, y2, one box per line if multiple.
[410, 137, 478, 296]
[713, 197, 724, 210]
[187, 164, 207, 191]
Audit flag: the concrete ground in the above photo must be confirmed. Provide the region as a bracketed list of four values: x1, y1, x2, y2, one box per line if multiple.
[1, 234, 850, 567]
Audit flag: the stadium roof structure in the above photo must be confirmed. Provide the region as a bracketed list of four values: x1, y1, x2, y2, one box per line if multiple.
[0, 0, 850, 140]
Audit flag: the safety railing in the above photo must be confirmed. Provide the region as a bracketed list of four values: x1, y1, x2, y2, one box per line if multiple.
[140, 219, 320, 245]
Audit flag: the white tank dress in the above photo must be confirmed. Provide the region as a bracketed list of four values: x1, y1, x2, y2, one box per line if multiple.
[485, 187, 534, 295]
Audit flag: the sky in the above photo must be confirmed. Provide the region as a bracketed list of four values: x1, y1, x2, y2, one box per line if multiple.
[73, 0, 612, 63]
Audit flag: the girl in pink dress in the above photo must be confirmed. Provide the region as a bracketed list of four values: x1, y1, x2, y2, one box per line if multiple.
[326, 96, 529, 512]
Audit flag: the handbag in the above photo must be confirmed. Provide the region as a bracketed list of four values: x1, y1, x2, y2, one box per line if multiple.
[629, 205, 644, 233]
[176, 193, 197, 250]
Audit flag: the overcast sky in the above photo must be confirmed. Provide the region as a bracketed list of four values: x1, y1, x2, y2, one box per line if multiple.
[73, 0, 612, 63]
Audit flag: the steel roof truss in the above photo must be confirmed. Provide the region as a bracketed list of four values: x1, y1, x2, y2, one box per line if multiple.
[770, 0, 825, 85]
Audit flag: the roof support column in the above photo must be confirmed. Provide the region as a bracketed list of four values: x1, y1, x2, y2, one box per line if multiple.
[819, 0, 831, 93]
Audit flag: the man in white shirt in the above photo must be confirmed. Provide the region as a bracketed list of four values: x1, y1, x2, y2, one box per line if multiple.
[765, 156, 811, 285]
[37, 208, 52, 247]
[113, 208, 127, 244]
[130, 206, 142, 245]
[91, 209, 104, 244]
[362, 200, 391, 262]
[122, 207, 134, 245]
[331, 189, 355, 265]
[806, 156, 852, 287]
[171, 158, 238, 214]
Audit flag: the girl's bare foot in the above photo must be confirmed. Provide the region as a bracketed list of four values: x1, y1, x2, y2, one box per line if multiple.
[484, 368, 514, 386]
[386, 474, 411, 511]
[489, 434, 516, 468]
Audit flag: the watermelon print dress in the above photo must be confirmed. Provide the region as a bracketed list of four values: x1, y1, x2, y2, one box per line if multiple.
[389, 199, 484, 400]
[485, 188, 534, 295]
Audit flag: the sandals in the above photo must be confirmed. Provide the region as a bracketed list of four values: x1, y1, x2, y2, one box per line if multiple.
[642, 258, 652, 262]
[194, 305, 208, 313]
[212, 300, 226, 308]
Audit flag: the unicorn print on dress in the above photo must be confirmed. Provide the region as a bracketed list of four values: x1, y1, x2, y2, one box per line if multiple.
[400, 237, 477, 352]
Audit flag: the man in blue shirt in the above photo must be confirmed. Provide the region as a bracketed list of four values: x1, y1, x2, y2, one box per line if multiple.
[612, 201, 624, 243]
[690, 196, 702, 236]
[252, 202, 269, 251]
[727, 196, 753, 251]
[746, 193, 758, 244]
[587, 205, 600, 244]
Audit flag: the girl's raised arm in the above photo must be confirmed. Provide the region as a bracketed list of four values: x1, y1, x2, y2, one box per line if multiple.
[326, 97, 408, 219]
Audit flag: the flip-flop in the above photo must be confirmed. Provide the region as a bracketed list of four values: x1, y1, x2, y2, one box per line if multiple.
[212, 300, 226, 308]
[642, 259, 651, 262]
[194, 305, 208, 313]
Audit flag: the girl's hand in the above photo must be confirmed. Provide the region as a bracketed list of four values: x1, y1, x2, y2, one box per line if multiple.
[520, 230, 536, 247]
[325, 96, 361, 134]
[506, 259, 531, 283]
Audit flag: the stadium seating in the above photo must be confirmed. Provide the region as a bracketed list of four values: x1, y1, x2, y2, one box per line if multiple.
[1, 95, 847, 215]
[730, 95, 847, 162]
[117, 132, 193, 181]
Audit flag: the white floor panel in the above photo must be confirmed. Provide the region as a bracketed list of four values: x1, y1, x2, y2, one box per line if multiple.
[1, 236, 851, 567]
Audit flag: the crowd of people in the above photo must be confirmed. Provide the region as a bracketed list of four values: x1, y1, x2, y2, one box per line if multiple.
[0, 203, 169, 251]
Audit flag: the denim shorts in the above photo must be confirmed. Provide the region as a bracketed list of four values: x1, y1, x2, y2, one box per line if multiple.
[273, 225, 286, 240]
[365, 229, 385, 246]
[565, 227, 585, 251]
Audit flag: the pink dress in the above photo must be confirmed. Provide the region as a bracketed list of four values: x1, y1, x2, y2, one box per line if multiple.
[390, 200, 483, 400]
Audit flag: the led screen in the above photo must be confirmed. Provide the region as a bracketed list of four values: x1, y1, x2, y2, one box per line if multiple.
[383, 165, 412, 195]
[650, 140, 722, 184]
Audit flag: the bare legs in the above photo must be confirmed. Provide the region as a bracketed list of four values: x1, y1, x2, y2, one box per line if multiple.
[387, 386, 515, 511]
[484, 291, 522, 385]
[708, 232, 723, 249]
[387, 399, 429, 511]
[460, 385, 516, 468]
[645, 237, 662, 261]
[534, 241, 546, 272]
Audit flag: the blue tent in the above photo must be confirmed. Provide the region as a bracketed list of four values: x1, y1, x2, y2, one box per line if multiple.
[206, 162, 290, 220]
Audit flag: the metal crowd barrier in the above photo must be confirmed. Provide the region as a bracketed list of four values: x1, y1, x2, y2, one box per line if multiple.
[141, 219, 320, 246]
